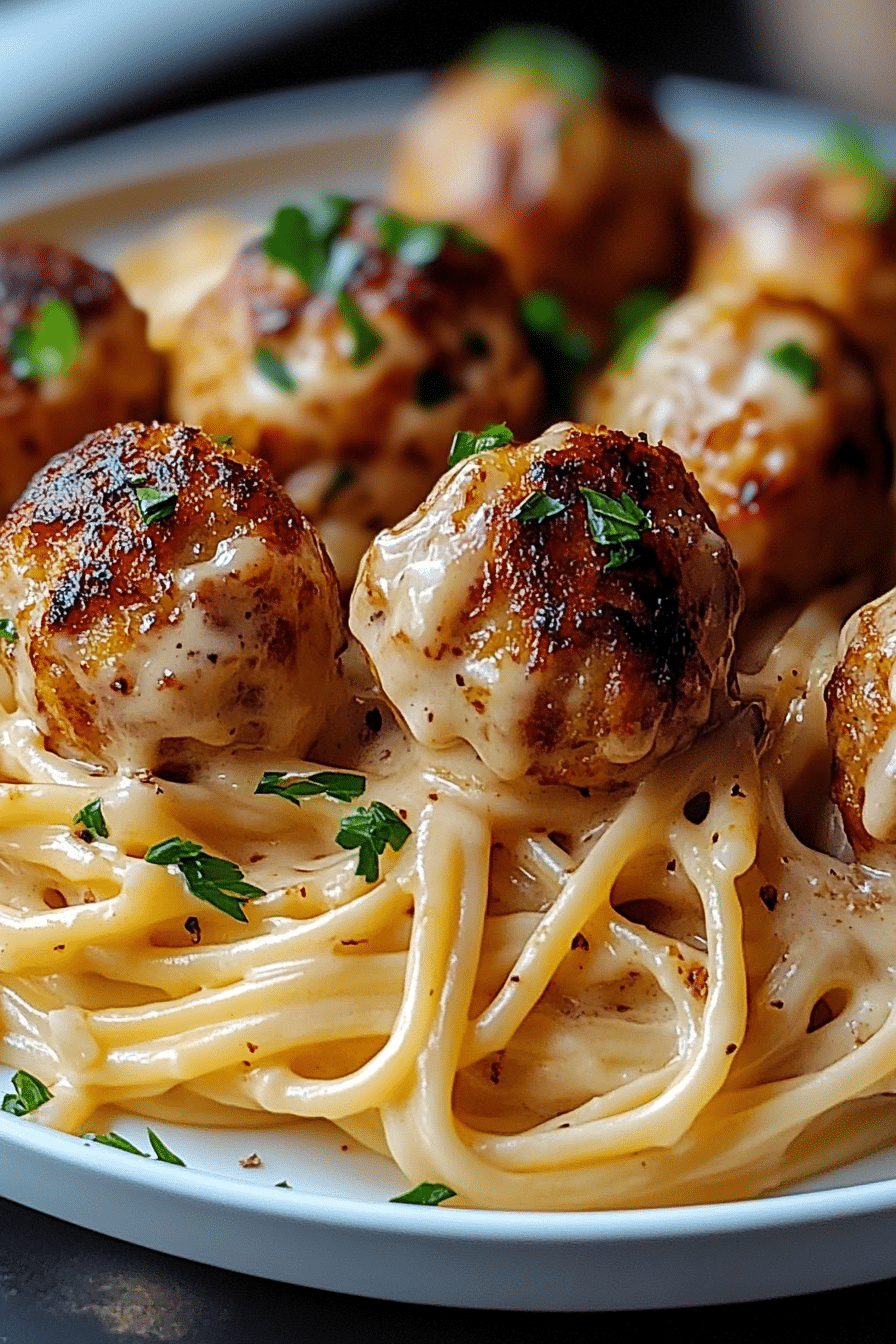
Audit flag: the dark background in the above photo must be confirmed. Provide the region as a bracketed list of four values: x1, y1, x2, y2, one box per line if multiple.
[3, 2, 894, 1339]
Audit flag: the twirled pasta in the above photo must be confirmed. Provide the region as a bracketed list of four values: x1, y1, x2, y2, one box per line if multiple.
[3, 569, 896, 1209]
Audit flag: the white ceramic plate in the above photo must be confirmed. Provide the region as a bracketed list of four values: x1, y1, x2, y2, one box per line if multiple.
[2, 72, 896, 1313]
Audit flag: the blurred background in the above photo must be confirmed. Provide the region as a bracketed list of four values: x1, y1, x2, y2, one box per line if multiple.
[0, 0, 894, 166]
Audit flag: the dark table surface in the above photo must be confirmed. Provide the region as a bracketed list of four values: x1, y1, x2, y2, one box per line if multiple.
[2, 1, 890, 1337]
[3, 1189, 896, 1342]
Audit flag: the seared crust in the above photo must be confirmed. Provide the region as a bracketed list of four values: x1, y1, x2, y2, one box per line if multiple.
[388, 64, 693, 348]
[826, 590, 896, 854]
[585, 286, 893, 612]
[169, 201, 545, 566]
[0, 421, 344, 771]
[692, 163, 896, 435]
[0, 241, 164, 513]
[350, 421, 741, 788]
[0, 242, 119, 333]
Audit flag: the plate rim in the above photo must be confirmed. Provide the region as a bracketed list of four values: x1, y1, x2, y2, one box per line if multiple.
[8, 1104, 896, 1236]
[6, 1105, 896, 1311]
[3, 69, 896, 1310]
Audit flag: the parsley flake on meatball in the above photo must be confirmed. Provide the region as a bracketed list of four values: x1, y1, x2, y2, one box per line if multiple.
[388, 26, 693, 350]
[692, 151, 896, 436]
[585, 286, 893, 612]
[350, 421, 741, 789]
[169, 198, 544, 586]
[0, 241, 163, 514]
[0, 422, 344, 774]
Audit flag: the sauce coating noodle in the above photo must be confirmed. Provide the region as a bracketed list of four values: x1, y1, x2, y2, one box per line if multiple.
[3, 49, 896, 1211]
[2, 576, 895, 1210]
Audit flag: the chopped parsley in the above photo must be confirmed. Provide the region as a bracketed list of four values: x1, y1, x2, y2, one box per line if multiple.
[263, 197, 353, 288]
[448, 422, 514, 466]
[320, 237, 366, 293]
[335, 801, 411, 883]
[521, 290, 592, 364]
[147, 1128, 186, 1165]
[390, 1181, 457, 1206]
[337, 289, 382, 366]
[520, 289, 592, 411]
[129, 477, 177, 525]
[373, 209, 482, 266]
[821, 120, 886, 175]
[209, 434, 234, 447]
[144, 837, 265, 923]
[0, 619, 17, 643]
[579, 486, 650, 570]
[262, 199, 383, 362]
[819, 120, 892, 224]
[2, 1069, 53, 1116]
[275, 1180, 292, 1188]
[767, 340, 821, 392]
[82, 1127, 186, 1165]
[73, 798, 108, 841]
[255, 770, 366, 807]
[467, 23, 604, 103]
[514, 490, 566, 522]
[305, 193, 355, 242]
[254, 344, 298, 393]
[83, 1131, 149, 1155]
[8, 298, 80, 381]
[612, 287, 671, 371]
[375, 212, 450, 266]
[323, 463, 357, 503]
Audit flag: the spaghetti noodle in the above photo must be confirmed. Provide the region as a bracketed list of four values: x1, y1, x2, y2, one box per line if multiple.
[0, 490, 893, 1208]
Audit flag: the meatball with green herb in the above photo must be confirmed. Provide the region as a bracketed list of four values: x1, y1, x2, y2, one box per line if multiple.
[0, 421, 344, 774]
[388, 25, 693, 353]
[169, 197, 545, 588]
[585, 286, 893, 613]
[691, 125, 896, 436]
[0, 241, 163, 514]
[350, 421, 740, 790]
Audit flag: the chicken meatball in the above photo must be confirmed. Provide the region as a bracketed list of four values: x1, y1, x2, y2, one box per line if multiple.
[826, 588, 896, 856]
[692, 159, 896, 434]
[0, 421, 343, 773]
[350, 421, 741, 789]
[585, 287, 893, 612]
[0, 241, 164, 514]
[169, 198, 545, 585]
[387, 25, 693, 349]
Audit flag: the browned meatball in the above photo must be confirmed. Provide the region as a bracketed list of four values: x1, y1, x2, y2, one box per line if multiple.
[585, 286, 893, 612]
[0, 422, 344, 773]
[388, 29, 693, 349]
[692, 161, 896, 435]
[350, 421, 741, 790]
[0, 242, 164, 514]
[826, 589, 896, 856]
[169, 200, 545, 586]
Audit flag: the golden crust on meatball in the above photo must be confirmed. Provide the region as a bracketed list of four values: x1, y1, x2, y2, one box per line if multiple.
[388, 60, 693, 348]
[585, 286, 893, 612]
[350, 421, 741, 789]
[0, 421, 344, 773]
[826, 589, 896, 855]
[692, 163, 896, 433]
[0, 241, 164, 514]
[168, 202, 545, 550]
